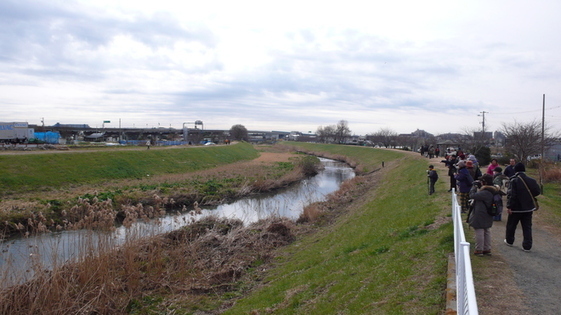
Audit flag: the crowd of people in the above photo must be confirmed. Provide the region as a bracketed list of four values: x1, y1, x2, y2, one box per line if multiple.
[432, 150, 541, 257]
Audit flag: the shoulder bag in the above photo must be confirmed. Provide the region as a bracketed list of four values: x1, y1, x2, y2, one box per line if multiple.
[518, 176, 539, 211]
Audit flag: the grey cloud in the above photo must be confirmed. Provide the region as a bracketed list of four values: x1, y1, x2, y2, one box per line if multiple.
[0, 0, 217, 81]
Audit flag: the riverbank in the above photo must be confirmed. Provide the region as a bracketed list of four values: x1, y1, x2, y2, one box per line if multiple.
[1, 143, 455, 313]
[0, 143, 319, 239]
[223, 144, 453, 314]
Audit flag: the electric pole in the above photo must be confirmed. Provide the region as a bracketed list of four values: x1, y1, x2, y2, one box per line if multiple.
[540, 94, 545, 192]
[478, 111, 488, 139]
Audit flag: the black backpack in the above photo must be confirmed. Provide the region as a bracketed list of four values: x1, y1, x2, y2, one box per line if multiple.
[487, 193, 502, 216]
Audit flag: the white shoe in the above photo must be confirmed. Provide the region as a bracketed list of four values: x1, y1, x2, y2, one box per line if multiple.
[504, 239, 513, 247]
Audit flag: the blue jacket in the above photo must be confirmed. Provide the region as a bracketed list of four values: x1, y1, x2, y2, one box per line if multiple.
[454, 167, 473, 193]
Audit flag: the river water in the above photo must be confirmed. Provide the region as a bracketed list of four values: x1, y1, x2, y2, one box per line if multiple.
[0, 158, 354, 287]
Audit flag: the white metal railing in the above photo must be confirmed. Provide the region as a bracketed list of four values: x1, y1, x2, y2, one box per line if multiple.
[451, 189, 479, 314]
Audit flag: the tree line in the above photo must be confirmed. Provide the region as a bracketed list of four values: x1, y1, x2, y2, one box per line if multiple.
[365, 120, 559, 164]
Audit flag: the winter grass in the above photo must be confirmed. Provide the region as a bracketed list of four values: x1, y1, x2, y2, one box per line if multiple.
[225, 143, 453, 314]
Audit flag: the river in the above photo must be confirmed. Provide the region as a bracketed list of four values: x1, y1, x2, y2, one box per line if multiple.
[0, 158, 354, 287]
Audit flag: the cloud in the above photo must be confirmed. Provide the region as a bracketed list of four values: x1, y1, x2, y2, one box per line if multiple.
[1, 0, 561, 135]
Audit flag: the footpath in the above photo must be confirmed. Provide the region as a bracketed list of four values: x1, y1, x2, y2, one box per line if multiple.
[481, 214, 561, 315]
[428, 155, 561, 315]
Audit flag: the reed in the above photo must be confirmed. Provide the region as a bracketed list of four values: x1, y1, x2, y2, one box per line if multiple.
[0, 216, 297, 314]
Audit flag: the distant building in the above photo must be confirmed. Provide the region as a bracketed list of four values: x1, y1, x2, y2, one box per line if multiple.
[493, 131, 506, 146]
[473, 131, 493, 140]
[436, 133, 465, 141]
[411, 129, 434, 138]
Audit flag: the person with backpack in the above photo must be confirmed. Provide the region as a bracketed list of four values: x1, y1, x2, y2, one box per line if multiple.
[505, 163, 541, 251]
[492, 167, 509, 221]
[427, 165, 438, 195]
[467, 174, 499, 256]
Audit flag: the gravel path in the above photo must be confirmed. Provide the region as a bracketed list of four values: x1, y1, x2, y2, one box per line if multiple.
[488, 214, 561, 314]
[420, 153, 560, 314]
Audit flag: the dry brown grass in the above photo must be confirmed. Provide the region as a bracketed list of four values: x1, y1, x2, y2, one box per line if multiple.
[297, 174, 372, 224]
[0, 216, 297, 314]
[543, 163, 561, 182]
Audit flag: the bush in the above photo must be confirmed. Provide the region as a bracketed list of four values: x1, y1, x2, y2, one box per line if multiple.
[297, 155, 320, 176]
[541, 162, 561, 183]
[475, 146, 491, 166]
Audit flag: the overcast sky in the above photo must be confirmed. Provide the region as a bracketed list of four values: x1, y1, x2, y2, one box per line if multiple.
[1, 0, 560, 135]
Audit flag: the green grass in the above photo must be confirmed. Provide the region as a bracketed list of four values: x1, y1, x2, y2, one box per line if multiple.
[224, 144, 453, 314]
[0, 143, 259, 193]
[284, 142, 402, 173]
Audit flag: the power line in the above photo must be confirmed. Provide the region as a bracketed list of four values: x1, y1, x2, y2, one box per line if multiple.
[492, 105, 561, 115]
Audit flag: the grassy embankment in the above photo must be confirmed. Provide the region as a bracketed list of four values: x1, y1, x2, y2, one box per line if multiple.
[1, 143, 319, 237]
[0, 143, 259, 192]
[224, 143, 454, 314]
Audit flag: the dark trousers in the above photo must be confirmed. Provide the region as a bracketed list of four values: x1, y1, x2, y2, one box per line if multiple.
[505, 212, 533, 250]
[429, 180, 436, 194]
[449, 175, 456, 190]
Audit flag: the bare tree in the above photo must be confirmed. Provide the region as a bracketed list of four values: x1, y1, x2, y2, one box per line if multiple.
[229, 124, 248, 141]
[368, 128, 398, 148]
[501, 120, 557, 162]
[316, 125, 336, 143]
[334, 120, 351, 144]
[317, 121, 351, 144]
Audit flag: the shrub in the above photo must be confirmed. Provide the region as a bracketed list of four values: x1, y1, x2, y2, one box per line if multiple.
[296, 155, 321, 176]
[543, 164, 561, 183]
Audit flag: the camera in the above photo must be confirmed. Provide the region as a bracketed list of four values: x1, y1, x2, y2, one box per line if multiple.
[473, 180, 482, 188]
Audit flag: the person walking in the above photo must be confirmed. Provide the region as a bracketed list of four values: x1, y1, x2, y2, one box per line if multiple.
[468, 174, 498, 256]
[455, 160, 473, 213]
[504, 163, 541, 251]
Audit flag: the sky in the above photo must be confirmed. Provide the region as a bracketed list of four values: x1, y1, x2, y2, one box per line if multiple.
[1, 0, 560, 135]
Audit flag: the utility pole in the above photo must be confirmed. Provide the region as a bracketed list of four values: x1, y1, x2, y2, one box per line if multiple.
[478, 111, 488, 140]
[540, 94, 545, 192]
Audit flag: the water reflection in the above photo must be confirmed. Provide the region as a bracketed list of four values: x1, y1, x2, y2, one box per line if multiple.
[0, 158, 354, 287]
